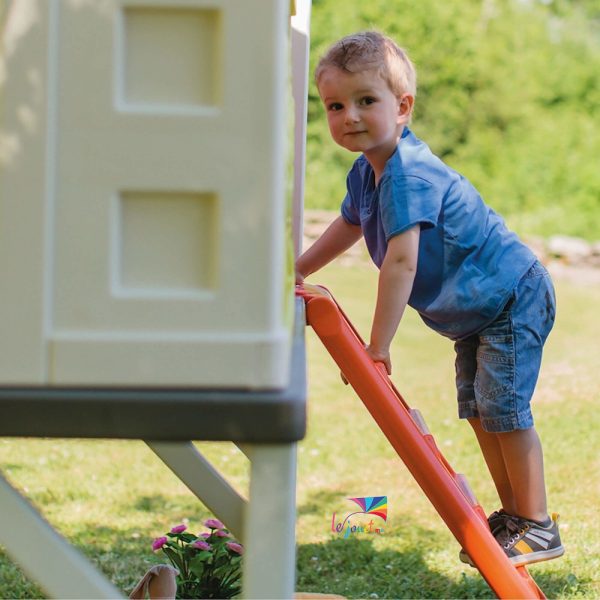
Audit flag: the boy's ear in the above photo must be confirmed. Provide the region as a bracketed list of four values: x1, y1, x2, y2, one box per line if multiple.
[397, 94, 415, 121]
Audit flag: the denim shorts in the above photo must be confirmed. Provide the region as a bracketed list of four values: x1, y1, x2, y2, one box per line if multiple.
[454, 260, 556, 433]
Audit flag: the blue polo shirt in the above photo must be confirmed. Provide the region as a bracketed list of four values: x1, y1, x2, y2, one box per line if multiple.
[341, 128, 536, 340]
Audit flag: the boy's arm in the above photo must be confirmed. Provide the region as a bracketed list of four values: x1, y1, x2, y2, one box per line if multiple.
[367, 225, 420, 374]
[296, 215, 362, 282]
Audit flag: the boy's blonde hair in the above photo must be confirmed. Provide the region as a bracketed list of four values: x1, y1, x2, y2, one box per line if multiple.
[315, 31, 417, 98]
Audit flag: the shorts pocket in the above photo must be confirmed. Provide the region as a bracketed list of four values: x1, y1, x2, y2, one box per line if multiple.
[474, 333, 514, 401]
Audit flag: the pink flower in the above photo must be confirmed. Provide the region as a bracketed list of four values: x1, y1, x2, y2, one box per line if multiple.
[191, 540, 212, 551]
[199, 532, 211, 538]
[204, 518, 225, 530]
[226, 542, 244, 555]
[215, 530, 230, 538]
[170, 524, 187, 534]
[151, 536, 168, 551]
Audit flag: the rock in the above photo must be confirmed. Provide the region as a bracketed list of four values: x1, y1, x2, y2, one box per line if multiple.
[588, 242, 600, 267]
[546, 235, 592, 264]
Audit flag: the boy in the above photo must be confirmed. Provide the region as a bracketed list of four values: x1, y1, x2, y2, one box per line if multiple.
[296, 31, 564, 566]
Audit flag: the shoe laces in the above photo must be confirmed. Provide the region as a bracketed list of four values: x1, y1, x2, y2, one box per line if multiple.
[497, 516, 530, 549]
[488, 509, 510, 535]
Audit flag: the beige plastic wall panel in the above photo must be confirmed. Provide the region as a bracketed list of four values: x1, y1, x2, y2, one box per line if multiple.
[47, 0, 292, 387]
[0, 0, 51, 383]
[291, 0, 311, 258]
[119, 5, 221, 110]
[50, 334, 291, 388]
[116, 191, 219, 295]
[221, 0, 292, 333]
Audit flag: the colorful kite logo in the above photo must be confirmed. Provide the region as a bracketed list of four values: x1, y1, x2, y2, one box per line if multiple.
[348, 496, 388, 520]
[331, 495, 387, 538]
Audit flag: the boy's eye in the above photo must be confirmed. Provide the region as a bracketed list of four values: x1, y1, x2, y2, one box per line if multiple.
[327, 102, 343, 111]
[360, 96, 377, 106]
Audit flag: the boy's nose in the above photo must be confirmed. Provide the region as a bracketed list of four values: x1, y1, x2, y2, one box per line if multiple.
[344, 107, 360, 124]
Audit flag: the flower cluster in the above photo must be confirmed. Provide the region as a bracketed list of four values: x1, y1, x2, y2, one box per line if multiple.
[151, 519, 243, 599]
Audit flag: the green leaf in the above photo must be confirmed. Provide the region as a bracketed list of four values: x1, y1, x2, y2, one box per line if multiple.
[189, 552, 211, 579]
[162, 547, 185, 575]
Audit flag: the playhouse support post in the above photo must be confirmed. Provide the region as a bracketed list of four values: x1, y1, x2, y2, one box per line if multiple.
[242, 444, 298, 599]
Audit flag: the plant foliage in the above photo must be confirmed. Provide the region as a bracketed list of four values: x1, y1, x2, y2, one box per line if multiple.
[152, 521, 243, 599]
[306, 0, 600, 240]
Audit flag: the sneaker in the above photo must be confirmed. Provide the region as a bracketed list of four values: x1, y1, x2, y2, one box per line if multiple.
[497, 513, 564, 566]
[459, 509, 511, 565]
[487, 509, 512, 535]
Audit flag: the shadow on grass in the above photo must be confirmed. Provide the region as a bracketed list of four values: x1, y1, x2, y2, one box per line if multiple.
[0, 522, 169, 600]
[1, 520, 588, 599]
[67, 522, 180, 596]
[297, 536, 490, 599]
[298, 488, 352, 517]
[530, 570, 594, 599]
[297, 536, 588, 599]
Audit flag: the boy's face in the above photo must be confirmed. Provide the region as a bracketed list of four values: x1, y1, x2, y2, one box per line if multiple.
[317, 67, 412, 165]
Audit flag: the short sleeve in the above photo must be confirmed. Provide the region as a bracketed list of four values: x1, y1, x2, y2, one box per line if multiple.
[341, 193, 360, 225]
[379, 173, 441, 240]
[340, 167, 361, 226]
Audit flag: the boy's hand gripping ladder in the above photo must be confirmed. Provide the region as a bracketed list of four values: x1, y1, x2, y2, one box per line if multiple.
[298, 284, 545, 600]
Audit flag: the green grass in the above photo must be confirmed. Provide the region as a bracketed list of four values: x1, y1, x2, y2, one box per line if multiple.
[1, 262, 599, 598]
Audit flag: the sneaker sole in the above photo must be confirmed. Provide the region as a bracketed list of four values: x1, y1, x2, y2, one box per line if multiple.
[459, 545, 564, 569]
[508, 545, 565, 567]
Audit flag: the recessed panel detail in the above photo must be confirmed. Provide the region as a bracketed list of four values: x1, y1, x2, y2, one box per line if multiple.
[121, 7, 221, 108]
[117, 191, 218, 294]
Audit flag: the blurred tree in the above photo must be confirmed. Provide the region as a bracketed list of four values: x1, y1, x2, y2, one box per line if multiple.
[305, 0, 600, 240]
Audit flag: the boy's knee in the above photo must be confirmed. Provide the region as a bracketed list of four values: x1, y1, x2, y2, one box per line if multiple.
[467, 417, 483, 432]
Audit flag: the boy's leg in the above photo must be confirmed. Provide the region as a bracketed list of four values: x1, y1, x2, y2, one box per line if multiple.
[458, 262, 562, 564]
[467, 417, 517, 516]
[468, 418, 548, 522]
[455, 338, 516, 514]
[467, 261, 556, 518]
[495, 426, 548, 522]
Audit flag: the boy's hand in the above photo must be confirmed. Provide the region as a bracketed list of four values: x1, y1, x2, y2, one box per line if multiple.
[366, 344, 392, 375]
[339, 345, 391, 384]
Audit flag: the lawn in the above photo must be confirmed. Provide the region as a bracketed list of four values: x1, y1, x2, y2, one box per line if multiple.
[1, 262, 599, 599]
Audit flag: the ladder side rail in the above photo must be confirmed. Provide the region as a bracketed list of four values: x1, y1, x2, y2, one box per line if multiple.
[304, 292, 545, 599]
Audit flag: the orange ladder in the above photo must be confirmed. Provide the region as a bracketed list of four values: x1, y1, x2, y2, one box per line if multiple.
[298, 284, 545, 599]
